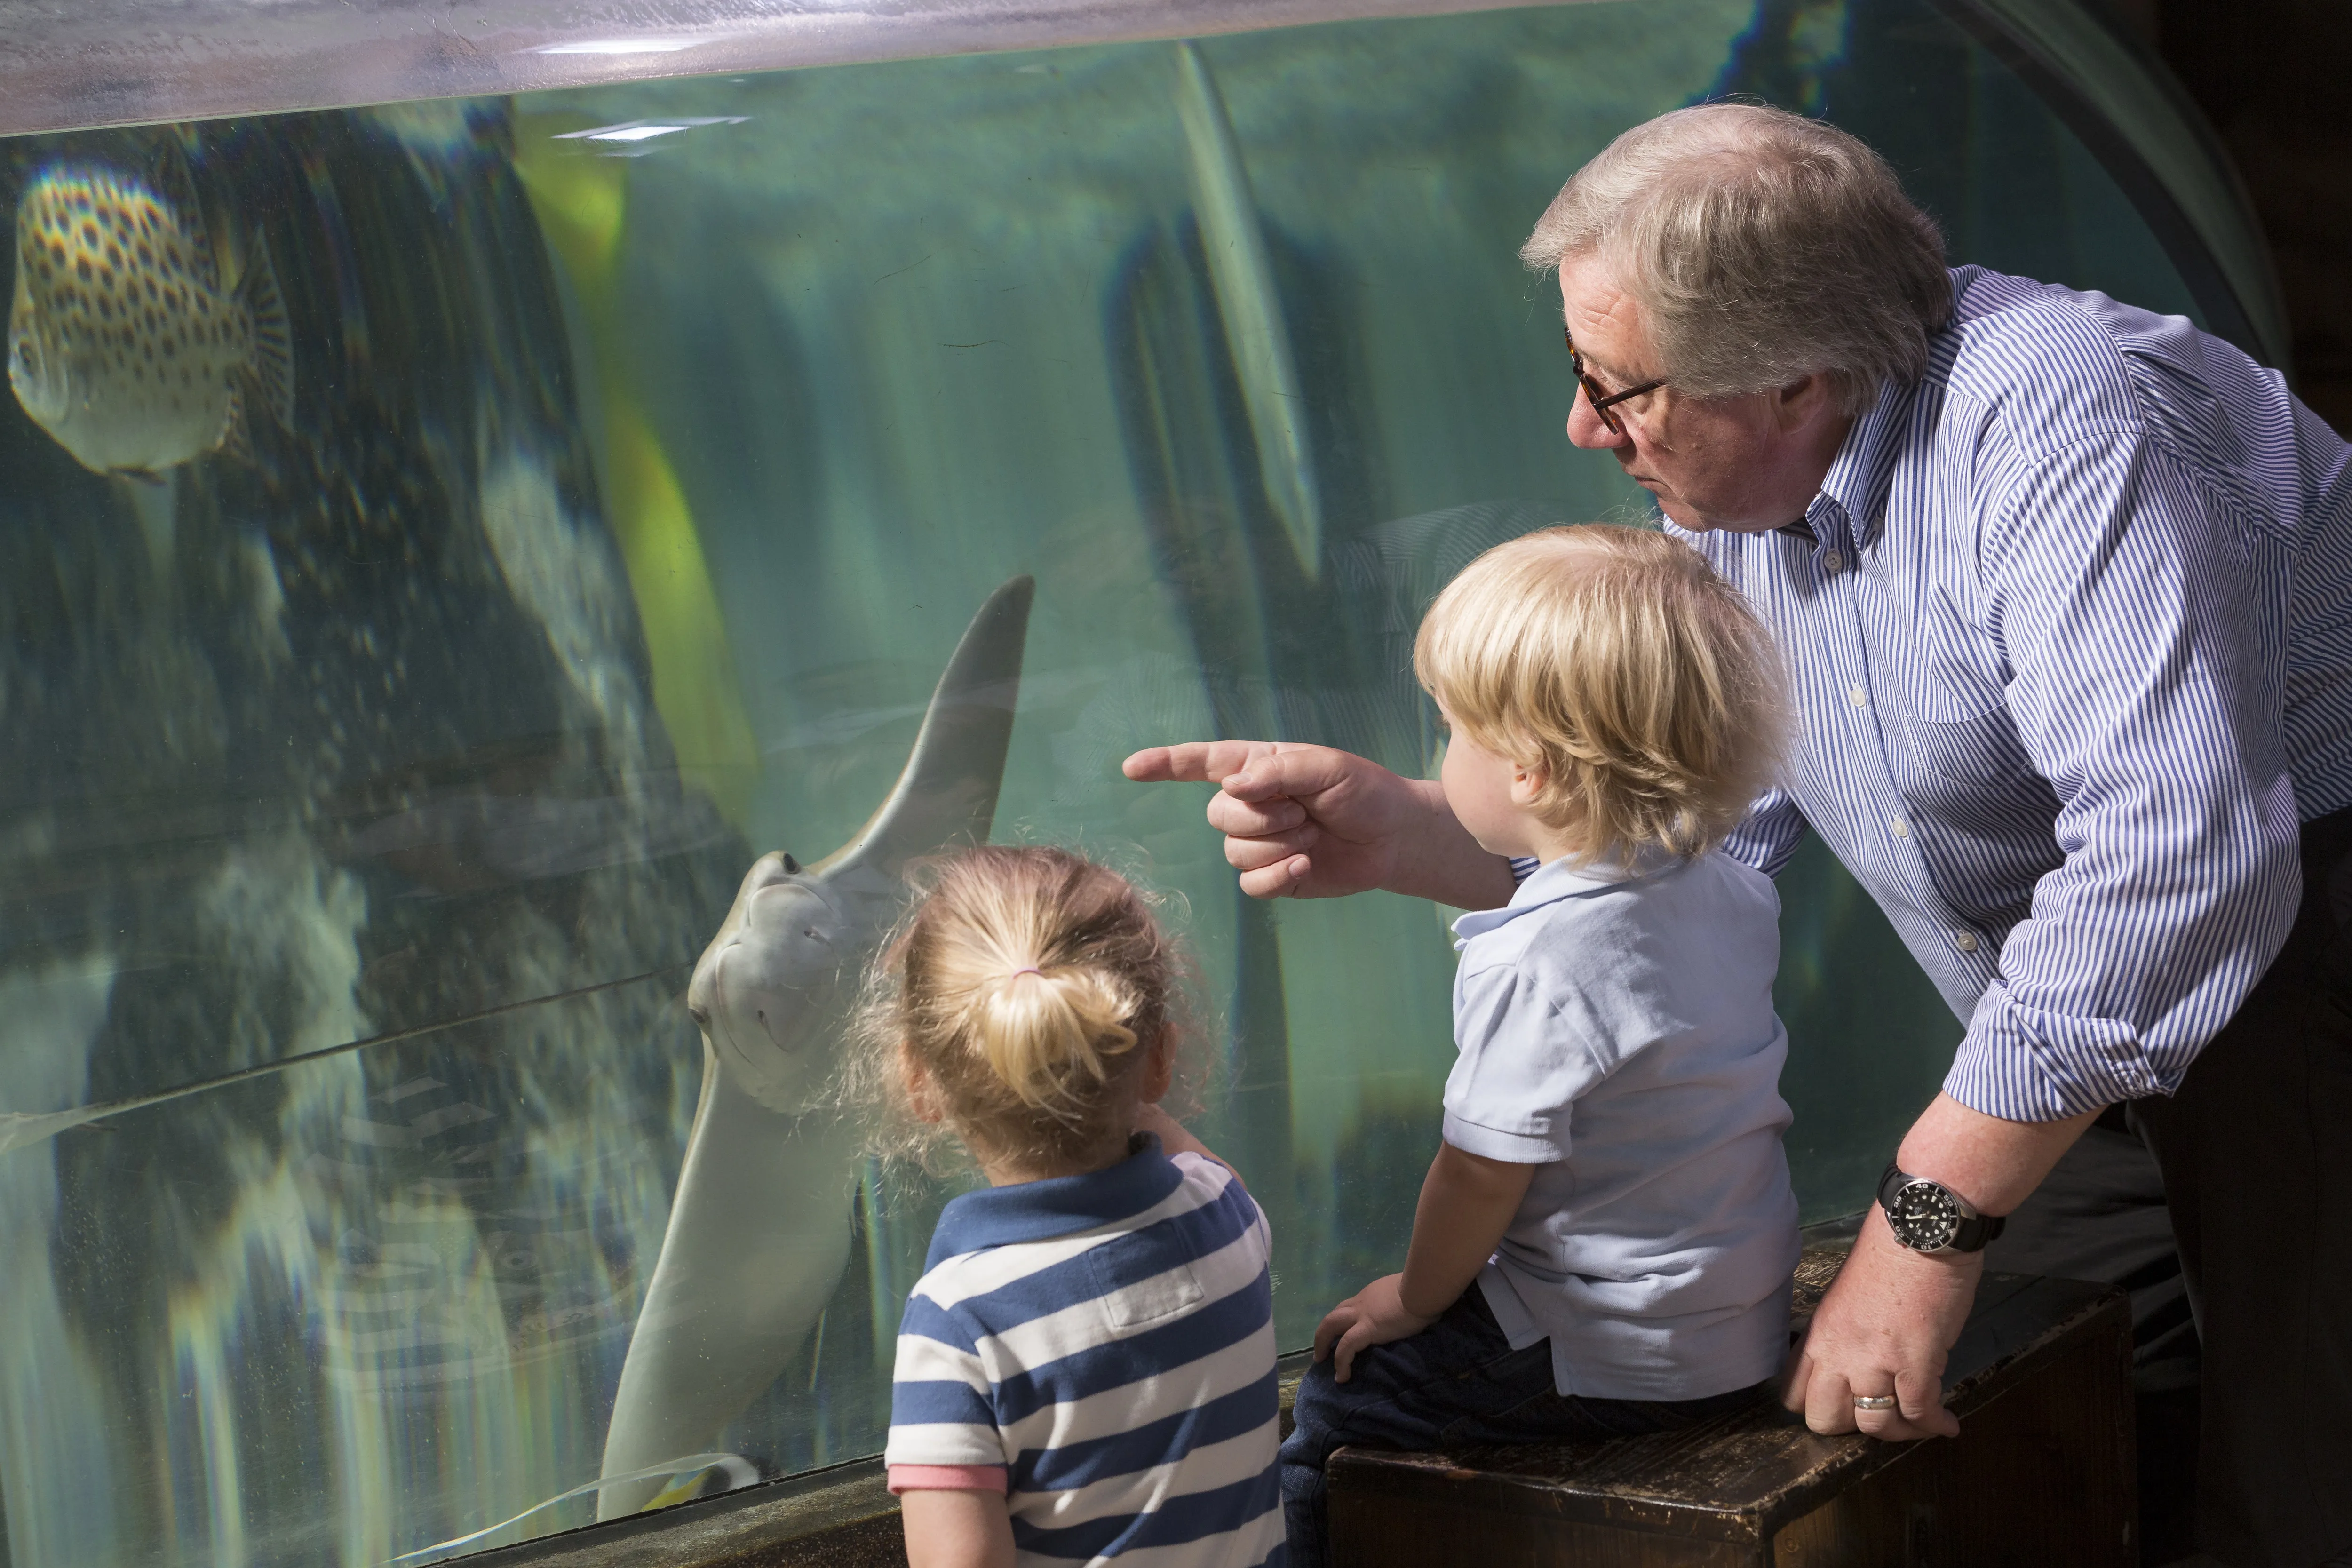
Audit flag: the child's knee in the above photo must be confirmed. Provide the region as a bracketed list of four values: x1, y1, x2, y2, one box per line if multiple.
[1281, 1362, 1352, 1463]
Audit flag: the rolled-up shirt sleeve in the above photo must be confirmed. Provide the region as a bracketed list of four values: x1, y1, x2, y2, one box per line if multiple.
[1947, 432, 2301, 1120]
[1442, 962, 1603, 1161]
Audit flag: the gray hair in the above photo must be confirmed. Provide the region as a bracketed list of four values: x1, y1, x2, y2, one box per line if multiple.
[1521, 103, 1952, 414]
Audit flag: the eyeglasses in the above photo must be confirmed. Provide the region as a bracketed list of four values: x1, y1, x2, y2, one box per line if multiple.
[1565, 326, 1665, 436]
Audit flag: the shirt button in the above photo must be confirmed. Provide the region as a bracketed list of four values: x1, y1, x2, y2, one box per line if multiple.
[1955, 931, 1979, 954]
[1823, 550, 1844, 574]
[1890, 817, 1909, 838]
[1848, 685, 1868, 708]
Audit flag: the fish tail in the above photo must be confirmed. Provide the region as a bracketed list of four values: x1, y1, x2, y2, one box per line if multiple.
[239, 234, 296, 430]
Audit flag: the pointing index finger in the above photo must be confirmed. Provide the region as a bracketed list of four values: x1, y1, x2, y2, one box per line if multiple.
[1121, 741, 1265, 785]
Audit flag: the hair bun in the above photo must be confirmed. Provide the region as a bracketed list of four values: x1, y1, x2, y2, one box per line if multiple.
[855, 845, 1185, 1171]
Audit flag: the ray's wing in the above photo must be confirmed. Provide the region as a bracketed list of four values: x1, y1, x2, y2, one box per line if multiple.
[817, 574, 1035, 885]
[1173, 43, 1321, 578]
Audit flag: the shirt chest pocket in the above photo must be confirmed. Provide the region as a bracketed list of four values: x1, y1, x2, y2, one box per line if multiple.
[1886, 617, 2036, 795]
[1089, 1230, 1207, 1330]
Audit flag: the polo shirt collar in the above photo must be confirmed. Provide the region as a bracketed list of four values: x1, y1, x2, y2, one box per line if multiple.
[1451, 847, 1685, 947]
[924, 1132, 1183, 1267]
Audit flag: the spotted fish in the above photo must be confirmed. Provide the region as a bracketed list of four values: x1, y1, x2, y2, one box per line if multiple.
[7, 154, 294, 477]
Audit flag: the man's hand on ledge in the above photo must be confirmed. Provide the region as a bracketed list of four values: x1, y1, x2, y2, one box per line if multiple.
[1787, 1091, 2108, 1441]
[1782, 1207, 1974, 1442]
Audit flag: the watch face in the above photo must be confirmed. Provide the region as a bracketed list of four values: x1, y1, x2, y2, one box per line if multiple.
[1887, 1180, 1963, 1251]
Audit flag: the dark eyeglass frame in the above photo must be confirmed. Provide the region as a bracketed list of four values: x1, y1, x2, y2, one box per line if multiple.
[1565, 326, 1665, 435]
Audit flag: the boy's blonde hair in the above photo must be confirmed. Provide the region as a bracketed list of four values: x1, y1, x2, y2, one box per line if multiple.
[854, 846, 1187, 1170]
[1413, 525, 1787, 864]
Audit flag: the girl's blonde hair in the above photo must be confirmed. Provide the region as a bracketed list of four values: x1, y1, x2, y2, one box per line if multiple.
[1413, 525, 1788, 864]
[853, 846, 1185, 1170]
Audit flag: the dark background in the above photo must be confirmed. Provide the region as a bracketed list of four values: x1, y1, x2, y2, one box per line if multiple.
[2120, 0, 2352, 427]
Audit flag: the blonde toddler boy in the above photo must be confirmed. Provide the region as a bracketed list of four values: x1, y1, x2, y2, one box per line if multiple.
[1279, 525, 1803, 1565]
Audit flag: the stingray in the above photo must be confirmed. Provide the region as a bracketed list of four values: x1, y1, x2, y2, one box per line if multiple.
[595, 574, 1033, 1518]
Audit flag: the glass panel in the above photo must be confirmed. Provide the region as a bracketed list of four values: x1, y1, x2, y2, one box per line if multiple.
[0, 1, 2222, 1562]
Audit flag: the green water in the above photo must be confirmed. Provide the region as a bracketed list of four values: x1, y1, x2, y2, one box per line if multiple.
[0, 1, 2207, 1562]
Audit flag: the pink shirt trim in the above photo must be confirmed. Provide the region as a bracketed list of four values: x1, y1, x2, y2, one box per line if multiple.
[887, 1463, 1009, 1496]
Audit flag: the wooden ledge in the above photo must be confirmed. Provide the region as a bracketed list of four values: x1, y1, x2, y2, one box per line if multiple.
[461, 1457, 902, 1568]
[1327, 1248, 2137, 1567]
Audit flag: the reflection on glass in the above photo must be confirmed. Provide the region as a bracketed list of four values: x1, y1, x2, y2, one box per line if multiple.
[0, 1, 2218, 1563]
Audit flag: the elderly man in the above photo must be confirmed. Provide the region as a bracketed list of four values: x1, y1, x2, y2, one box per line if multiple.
[1126, 103, 2352, 1568]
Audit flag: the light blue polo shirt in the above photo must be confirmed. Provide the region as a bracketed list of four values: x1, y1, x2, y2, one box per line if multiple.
[1448, 851, 1800, 1401]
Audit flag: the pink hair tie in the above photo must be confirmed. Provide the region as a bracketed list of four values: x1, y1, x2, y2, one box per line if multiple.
[1010, 966, 1044, 979]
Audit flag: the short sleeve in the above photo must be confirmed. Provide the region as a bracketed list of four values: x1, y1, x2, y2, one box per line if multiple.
[887, 1464, 1008, 1496]
[1441, 961, 1603, 1163]
[884, 1296, 1007, 1472]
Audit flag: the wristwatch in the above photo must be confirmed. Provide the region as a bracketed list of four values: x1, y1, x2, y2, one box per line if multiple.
[1876, 1163, 2006, 1255]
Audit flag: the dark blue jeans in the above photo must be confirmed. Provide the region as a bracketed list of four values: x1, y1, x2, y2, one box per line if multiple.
[1279, 1286, 1766, 1568]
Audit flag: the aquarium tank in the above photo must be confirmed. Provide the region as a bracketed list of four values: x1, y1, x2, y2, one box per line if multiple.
[0, 0, 2282, 1562]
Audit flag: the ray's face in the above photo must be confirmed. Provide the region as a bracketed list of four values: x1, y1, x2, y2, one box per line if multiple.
[688, 851, 857, 1113]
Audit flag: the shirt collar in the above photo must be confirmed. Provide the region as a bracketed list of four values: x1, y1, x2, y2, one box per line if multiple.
[924, 1132, 1183, 1267]
[1804, 374, 1909, 547]
[1450, 847, 1685, 947]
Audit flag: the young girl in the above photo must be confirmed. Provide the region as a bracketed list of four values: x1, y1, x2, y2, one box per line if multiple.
[861, 846, 1285, 1568]
[1279, 525, 1802, 1564]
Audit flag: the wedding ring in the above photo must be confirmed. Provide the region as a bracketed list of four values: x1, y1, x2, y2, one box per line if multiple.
[1852, 1394, 1899, 1411]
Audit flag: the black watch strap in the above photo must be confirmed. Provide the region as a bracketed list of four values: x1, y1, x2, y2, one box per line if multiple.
[1953, 1209, 2003, 1252]
[1877, 1162, 2007, 1253]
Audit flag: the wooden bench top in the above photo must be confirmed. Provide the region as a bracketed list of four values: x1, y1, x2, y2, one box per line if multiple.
[1326, 1246, 2136, 1563]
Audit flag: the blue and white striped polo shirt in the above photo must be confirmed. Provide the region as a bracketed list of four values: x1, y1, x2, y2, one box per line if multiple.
[885, 1135, 1284, 1567]
[1669, 265, 2352, 1121]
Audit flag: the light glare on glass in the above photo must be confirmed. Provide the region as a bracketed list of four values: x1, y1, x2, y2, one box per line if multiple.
[531, 38, 711, 55]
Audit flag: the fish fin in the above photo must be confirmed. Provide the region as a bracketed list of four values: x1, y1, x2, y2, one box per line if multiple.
[218, 384, 256, 463]
[147, 134, 200, 216]
[117, 470, 178, 572]
[146, 134, 221, 286]
[239, 237, 296, 431]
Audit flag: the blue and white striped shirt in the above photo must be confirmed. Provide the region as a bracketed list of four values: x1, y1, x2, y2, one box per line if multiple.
[1669, 266, 2352, 1121]
[885, 1135, 1284, 1567]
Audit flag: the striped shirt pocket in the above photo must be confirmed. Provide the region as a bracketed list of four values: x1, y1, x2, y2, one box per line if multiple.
[1090, 1230, 1207, 1330]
